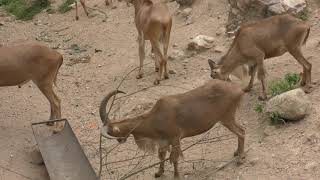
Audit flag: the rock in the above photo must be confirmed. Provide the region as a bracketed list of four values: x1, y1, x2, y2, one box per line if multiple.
[304, 162, 318, 170]
[169, 69, 177, 74]
[181, 8, 192, 17]
[214, 46, 225, 53]
[266, 88, 311, 121]
[185, 16, 193, 25]
[216, 27, 226, 36]
[268, 3, 286, 14]
[249, 157, 259, 166]
[187, 35, 215, 51]
[169, 49, 185, 61]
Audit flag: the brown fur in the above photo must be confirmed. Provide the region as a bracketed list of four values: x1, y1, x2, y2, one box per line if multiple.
[125, 0, 172, 85]
[100, 79, 245, 178]
[208, 14, 312, 100]
[0, 44, 64, 132]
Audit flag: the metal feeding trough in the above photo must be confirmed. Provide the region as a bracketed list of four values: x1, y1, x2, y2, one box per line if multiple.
[31, 119, 98, 180]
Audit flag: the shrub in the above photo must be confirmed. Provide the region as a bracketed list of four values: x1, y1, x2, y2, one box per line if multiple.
[254, 102, 264, 114]
[269, 73, 301, 97]
[269, 112, 285, 125]
[0, 0, 50, 20]
[296, 8, 309, 21]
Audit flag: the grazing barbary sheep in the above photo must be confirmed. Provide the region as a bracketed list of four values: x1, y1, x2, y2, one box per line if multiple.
[125, 0, 172, 85]
[99, 79, 245, 178]
[208, 14, 312, 100]
[0, 44, 63, 132]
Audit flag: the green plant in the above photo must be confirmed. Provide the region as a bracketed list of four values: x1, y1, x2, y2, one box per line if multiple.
[254, 102, 264, 114]
[269, 73, 301, 97]
[58, 0, 75, 13]
[269, 112, 285, 125]
[297, 8, 309, 21]
[0, 0, 50, 20]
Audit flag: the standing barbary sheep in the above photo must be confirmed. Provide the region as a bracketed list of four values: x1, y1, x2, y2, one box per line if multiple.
[0, 44, 63, 132]
[208, 14, 311, 100]
[125, 0, 172, 85]
[99, 79, 245, 178]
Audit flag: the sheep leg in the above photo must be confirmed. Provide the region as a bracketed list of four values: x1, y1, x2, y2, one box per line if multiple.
[243, 64, 257, 92]
[169, 140, 182, 178]
[75, 1, 79, 20]
[289, 47, 312, 87]
[155, 147, 167, 178]
[80, 0, 89, 16]
[34, 80, 62, 132]
[136, 34, 145, 79]
[257, 61, 267, 100]
[150, 38, 164, 85]
[162, 23, 171, 80]
[222, 121, 245, 164]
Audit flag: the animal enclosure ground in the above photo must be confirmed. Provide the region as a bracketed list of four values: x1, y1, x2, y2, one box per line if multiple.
[1, 0, 320, 179]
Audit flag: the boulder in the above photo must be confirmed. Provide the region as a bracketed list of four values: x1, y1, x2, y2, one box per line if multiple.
[226, 0, 307, 32]
[187, 35, 215, 51]
[268, 0, 307, 14]
[181, 8, 192, 17]
[266, 88, 311, 121]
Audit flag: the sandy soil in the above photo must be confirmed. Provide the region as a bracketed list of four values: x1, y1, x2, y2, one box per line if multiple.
[0, 0, 320, 179]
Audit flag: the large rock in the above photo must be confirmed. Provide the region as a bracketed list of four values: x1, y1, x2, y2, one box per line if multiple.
[268, 0, 307, 14]
[266, 88, 311, 121]
[187, 35, 215, 51]
[226, 0, 307, 32]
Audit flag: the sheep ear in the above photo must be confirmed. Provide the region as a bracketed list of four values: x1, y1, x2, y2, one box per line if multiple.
[208, 59, 216, 70]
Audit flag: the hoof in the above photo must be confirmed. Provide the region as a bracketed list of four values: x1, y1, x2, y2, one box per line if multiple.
[75, 16, 79, 21]
[154, 172, 163, 178]
[236, 155, 245, 165]
[136, 74, 143, 79]
[258, 95, 267, 101]
[46, 122, 54, 126]
[233, 150, 239, 157]
[302, 84, 313, 94]
[300, 81, 306, 86]
[154, 80, 160, 85]
[164, 75, 169, 80]
[243, 86, 252, 92]
[155, 67, 159, 72]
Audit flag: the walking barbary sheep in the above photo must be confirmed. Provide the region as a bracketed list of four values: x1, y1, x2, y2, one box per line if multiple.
[208, 14, 312, 100]
[0, 44, 63, 132]
[99, 79, 245, 178]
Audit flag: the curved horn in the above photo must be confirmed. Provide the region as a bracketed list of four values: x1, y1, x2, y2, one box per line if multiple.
[99, 90, 126, 125]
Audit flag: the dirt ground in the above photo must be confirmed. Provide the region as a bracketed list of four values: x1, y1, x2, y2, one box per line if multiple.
[1, 0, 320, 179]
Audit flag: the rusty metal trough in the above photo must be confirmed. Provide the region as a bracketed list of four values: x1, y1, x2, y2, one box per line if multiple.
[32, 119, 98, 180]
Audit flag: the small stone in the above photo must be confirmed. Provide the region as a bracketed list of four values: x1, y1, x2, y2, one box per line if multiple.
[185, 16, 193, 25]
[181, 8, 192, 17]
[304, 162, 317, 170]
[98, 64, 102, 67]
[169, 69, 177, 74]
[249, 158, 259, 166]
[214, 46, 225, 53]
[187, 35, 215, 51]
[173, 43, 178, 48]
